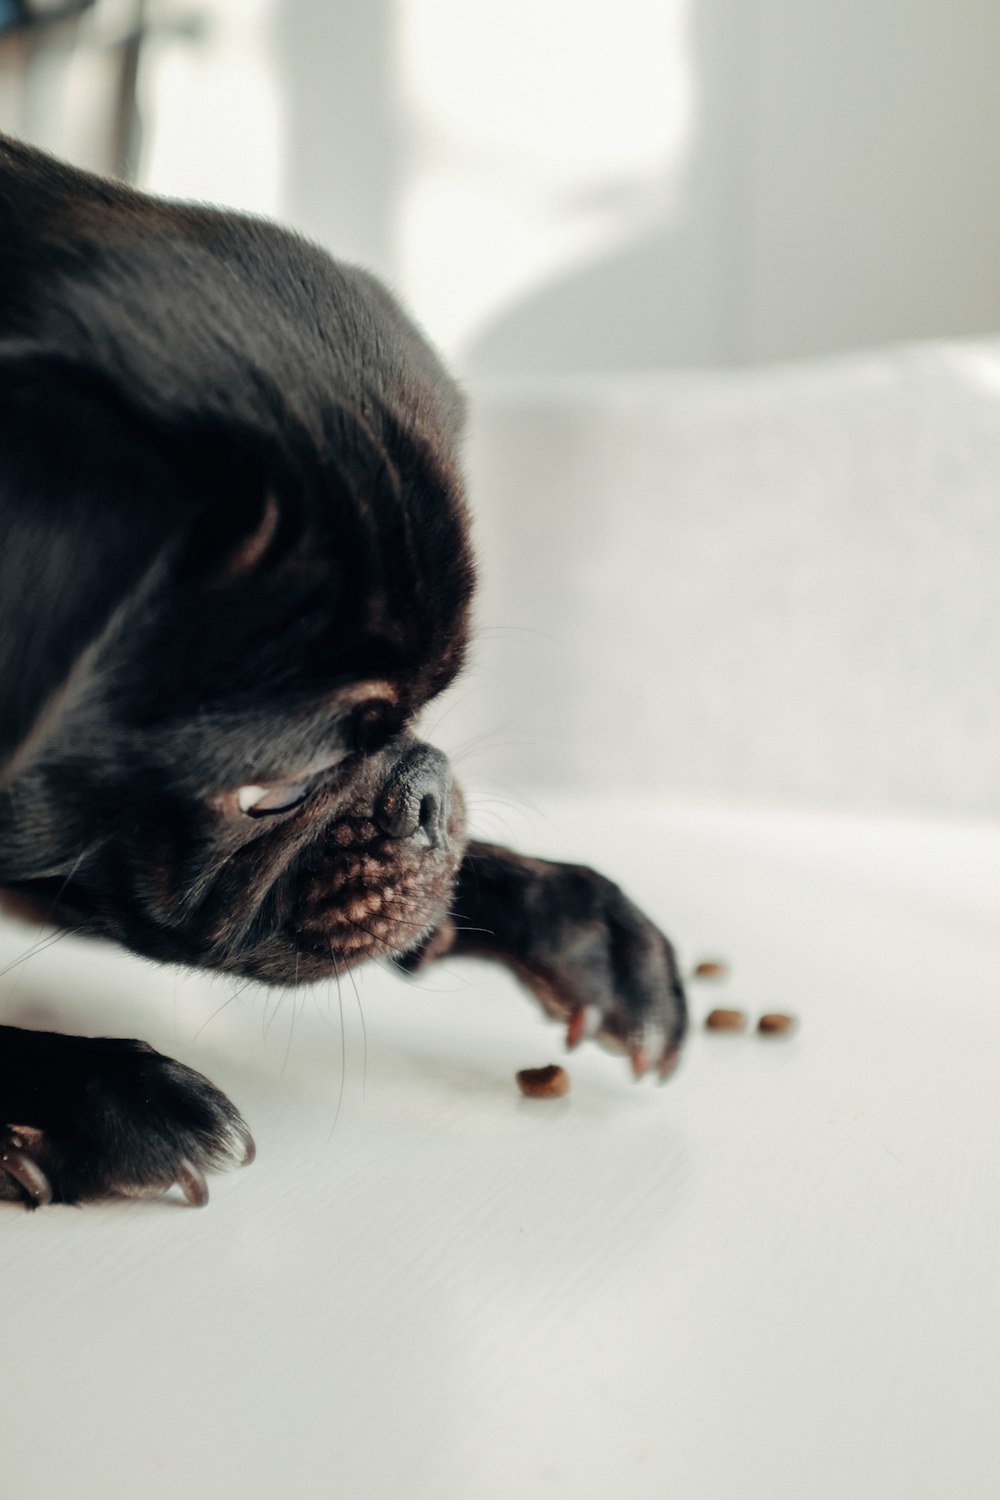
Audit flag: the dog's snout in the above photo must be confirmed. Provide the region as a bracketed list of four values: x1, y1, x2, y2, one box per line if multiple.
[375, 745, 452, 849]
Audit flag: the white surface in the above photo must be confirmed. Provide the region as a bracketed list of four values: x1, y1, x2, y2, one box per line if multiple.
[2, 795, 999, 1499]
[446, 342, 1000, 814]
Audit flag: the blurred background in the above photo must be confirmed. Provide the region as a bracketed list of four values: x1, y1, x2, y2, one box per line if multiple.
[3, 0, 1000, 818]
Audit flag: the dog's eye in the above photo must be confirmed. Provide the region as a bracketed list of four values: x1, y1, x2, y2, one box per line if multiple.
[237, 781, 311, 817]
[353, 699, 397, 750]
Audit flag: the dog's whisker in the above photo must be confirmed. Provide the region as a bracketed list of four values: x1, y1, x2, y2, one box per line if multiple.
[328, 972, 344, 1032]
[332, 952, 367, 1106]
[419, 683, 489, 742]
[440, 693, 558, 763]
[193, 989, 243, 1041]
[354, 974, 368, 1105]
[263, 988, 284, 1044]
[475, 622, 566, 645]
[364, 904, 441, 933]
[327, 940, 348, 1140]
[0, 923, 88, 985]
[341, 958, 367, 1108]
[444, 911, 495, 938]
[337, 909, 411, 951]
[467, 810, 519, 843]
[464, 791, 543, 825]
[23, 849, 91, 953]
[463, 788, 534, 808]
[448, 737, 548, 768]
[280, 986, 302, 1079]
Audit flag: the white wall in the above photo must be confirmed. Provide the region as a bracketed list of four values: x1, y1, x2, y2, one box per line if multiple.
[745, 0, 1000, 364]
[238, 0, 1000, 373]
[457, 0, 1000, 374]
[6, 0, 1000, 370]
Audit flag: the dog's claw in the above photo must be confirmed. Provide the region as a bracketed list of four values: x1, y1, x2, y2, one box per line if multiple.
[234, 1122, 256, 1165]
[175, 1158, 209, 1207]
[626, 1025, 679, 1083]
[1, 1143, 53, 1208]
[629, 1039, 658, 1080]
[566, 1003, 603, 1050]
[657, 1041, 682, 1082]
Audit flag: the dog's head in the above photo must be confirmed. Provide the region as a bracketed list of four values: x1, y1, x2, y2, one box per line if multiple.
[0, 136, 474, 983]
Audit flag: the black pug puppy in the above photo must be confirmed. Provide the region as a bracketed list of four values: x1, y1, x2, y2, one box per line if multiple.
[0, 134, 686, 1208]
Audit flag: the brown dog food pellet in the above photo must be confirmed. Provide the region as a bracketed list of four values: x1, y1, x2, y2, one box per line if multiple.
[705, 1008, 747, 1032]
[757, 1013, 796, 1036]
[516, 1064, 570, 1099]
[693, 959, 729, 981]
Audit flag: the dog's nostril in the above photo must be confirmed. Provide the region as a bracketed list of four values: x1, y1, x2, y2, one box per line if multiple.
[375, 746, 452, 849]
[419, 792, 439, 833]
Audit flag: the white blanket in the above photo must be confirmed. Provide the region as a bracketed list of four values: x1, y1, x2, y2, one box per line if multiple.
[449, 341, 1000, 816]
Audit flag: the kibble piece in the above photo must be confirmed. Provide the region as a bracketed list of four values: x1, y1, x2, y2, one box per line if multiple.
[757, 1013, 796, 1036]
[516, 1064, 570, 1099]
[693, 960, 729, 981]
[704, 1008, 746, 1032]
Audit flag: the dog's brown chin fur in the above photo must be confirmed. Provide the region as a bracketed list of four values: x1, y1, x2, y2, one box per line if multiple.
[289, 785, 466, 977]
[177, 781, 468, 987]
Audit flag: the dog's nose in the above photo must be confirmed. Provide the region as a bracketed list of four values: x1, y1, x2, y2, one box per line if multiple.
[375, 744, 452, 849]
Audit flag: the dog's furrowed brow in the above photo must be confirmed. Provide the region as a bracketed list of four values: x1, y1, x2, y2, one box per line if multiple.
[247, 680, 405, 778]
[212, 492, 281, 588]
[133, 679, 408, 799]
[322, 678, 400, 714]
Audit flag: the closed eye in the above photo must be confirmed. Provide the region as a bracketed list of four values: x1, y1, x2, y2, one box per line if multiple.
[229, 697, 397, 820]
[237, 780, 314, 816]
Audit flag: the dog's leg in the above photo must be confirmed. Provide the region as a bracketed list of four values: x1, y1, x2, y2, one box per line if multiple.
[403, 842, 687, 1079]
[0, 1025, 253, 1208]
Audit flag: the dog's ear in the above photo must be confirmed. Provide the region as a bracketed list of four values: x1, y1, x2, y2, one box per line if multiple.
[0, 355, 205, 781]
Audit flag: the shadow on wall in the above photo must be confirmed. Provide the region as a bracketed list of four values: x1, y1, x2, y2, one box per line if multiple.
[460, 0, 1000, 377]
[460, 0, 747, 376]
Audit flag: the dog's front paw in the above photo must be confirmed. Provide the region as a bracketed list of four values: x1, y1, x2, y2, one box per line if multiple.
[0, 1029, 254, 1208]
[434, 845, 688, 1080]
[513, 867, 687, 1080]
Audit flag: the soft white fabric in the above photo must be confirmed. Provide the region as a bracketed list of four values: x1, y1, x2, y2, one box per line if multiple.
[441, 341, 1000, 816]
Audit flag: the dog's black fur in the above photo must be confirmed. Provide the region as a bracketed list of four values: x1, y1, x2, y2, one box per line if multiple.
[0, 134, 686, 1207]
